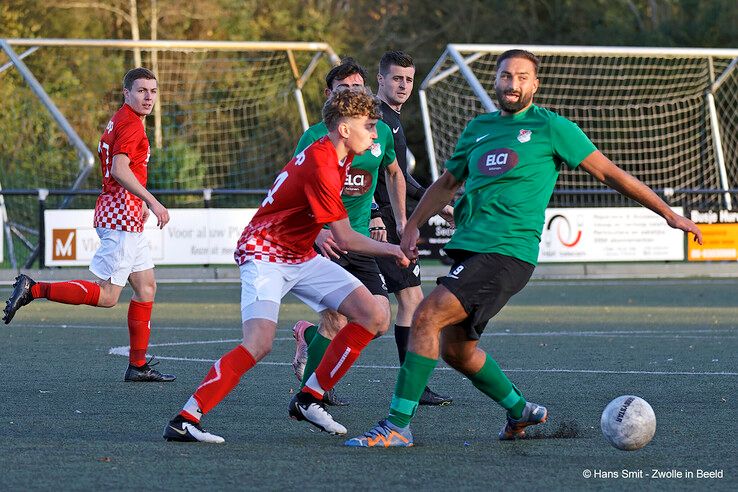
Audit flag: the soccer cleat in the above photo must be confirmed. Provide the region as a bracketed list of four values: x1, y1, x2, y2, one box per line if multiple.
[291, 320, 313, 381]
[124, 358, 176, 382]
[288, 391, 347, 435]
[3, 274, 36, 324]
[344, 419, 414, 447]
[163, 415, 225, 443]
[322, 388, 350, 406]
[499, 402, 548, 440]
[418, 386, 453, 406]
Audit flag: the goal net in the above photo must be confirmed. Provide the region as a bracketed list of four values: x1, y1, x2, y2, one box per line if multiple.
[0, 39, 338, 265]
[420, 45, 738, 209]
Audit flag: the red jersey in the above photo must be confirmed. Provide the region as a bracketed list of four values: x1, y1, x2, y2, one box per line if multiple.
[235, 136, 351, 265]
[94, 104, 150, 232]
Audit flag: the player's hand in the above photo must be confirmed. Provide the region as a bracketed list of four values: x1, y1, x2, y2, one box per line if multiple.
[400, 225, 420, 260]
[149, 200, 169, 229]
[667, 215, 703, 245]
[141, 202, 151, 224]
[315, 229, 346, 259]
[369, 217, 387, 242]
[439, 205, 455, 228]
[388, 244, 410, 268]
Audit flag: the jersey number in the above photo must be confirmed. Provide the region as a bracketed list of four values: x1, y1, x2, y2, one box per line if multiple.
[98, 141, 111, 178]
[262, 171, 288, 207]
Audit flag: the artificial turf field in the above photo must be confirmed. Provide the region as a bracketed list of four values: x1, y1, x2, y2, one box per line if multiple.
[1, 278, 736, 490]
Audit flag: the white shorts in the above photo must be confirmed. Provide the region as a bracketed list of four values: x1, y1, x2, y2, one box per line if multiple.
[89, 228, 155, 287]
[239, 255, 363, 323]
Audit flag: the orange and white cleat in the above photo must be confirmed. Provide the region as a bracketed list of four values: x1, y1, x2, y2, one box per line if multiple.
[345, 419, 414, 448]
[499, 402, 548, 440]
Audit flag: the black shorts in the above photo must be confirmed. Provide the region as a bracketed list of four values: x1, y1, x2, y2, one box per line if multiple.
[375, 206, 422, 293]
[437, 250, 534, 340]
[331, 251, 389, 298]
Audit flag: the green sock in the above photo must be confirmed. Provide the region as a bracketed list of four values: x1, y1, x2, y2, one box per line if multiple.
[387, 351, 438, 428]
[468, 354, 526, 419]
[303, 324, 319, 346]
[300, 332, 331, 387]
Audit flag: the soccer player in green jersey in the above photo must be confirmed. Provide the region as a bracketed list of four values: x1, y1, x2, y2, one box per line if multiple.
[290, 58, 407, 406]
[346, 49, 703, 447]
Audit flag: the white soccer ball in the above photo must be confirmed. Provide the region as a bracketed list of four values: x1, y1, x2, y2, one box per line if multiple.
[600, 395, 656, 451]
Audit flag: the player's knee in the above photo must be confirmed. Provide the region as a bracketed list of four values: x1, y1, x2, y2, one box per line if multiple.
[96, 285, 120, 308]
[363, 301, 390, 334]
[97, 297, 117, 308]
[136, 282, 157, 302]
[241, 340, 271, 361]
[398, 287, 423, 312]
[411, 304, 436, 332]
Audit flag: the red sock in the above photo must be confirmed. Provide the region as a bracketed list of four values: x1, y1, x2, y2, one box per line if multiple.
[128, 300, 153, 367]
[31, 280, 100, 306]
[304, 322, 374, 398]
[185, 345, 256, 417]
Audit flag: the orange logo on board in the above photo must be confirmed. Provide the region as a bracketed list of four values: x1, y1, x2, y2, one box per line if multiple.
[52, 229, 77, 260]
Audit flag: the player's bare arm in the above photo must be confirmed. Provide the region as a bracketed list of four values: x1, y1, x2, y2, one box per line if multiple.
[315, 228, 346, 259]
[401, 170, 462, 258]
[384, 160, 407, 237]
[579, 150, 703, 244]
[111, 153, 170, 229]
[329, 217, 409, 267]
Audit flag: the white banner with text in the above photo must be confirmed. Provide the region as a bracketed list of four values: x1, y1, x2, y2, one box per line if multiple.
[44, 209, 255, 266]
[538, 207, 685, 262]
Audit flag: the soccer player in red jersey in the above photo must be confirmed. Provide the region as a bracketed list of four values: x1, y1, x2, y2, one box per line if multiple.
[164, 89, 410, 443]
[3, 68, 175, 382]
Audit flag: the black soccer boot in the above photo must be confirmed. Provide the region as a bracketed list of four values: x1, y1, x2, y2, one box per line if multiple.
[124, 358, 176, 382]
[418, 386, 453, 406]
[3, 274, 36, 324]
[322, 388, 350, 406]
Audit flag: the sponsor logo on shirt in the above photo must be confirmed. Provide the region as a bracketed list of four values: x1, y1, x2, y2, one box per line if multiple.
[343, 168, 374, 196]
[517, 129, 532, 143]
[392, 127, 400, 134]
[370, 142, 382, 157]
[475, 133, 490, 143]
[477, 148, 519, 177]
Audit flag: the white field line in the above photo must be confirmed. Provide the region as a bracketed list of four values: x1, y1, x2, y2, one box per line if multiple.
[107, 324, 738, 377]
[107, 347, 738, 377]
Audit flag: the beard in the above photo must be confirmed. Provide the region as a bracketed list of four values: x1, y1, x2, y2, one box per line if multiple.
[495, 86, 533, 113]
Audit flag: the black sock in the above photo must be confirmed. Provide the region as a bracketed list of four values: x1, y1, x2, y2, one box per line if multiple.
[394, 324, 410, 364]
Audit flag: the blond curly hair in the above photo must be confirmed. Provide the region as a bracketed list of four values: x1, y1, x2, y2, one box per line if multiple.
[322, 88, 383, 131]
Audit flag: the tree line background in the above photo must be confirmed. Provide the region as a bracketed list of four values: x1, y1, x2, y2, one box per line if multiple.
[1, 0, 736, 190]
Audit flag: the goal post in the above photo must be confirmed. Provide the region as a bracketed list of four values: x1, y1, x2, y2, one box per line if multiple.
[419, 44, 738, 209]
[0, 39, 340, 266]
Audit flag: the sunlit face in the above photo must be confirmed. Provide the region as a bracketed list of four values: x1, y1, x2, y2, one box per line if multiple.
[327, 73, 366, 96]
[377, 64, 415, 107]
[494, 57, 539, 114]
[340, 115, 379, 155]
[124, 78, 158, 117]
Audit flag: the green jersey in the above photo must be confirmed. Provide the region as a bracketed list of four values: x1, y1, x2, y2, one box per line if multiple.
[294, 120, 396, 236]
[444, 104, 597, 265]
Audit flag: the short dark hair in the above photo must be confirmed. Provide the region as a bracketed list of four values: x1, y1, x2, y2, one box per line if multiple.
[322, 87, 382, 131]
[325, 58, 368, 90]
[496, 49, 540, 76]
[379, 51, 414, 75]
[123, 67, 157, 90]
